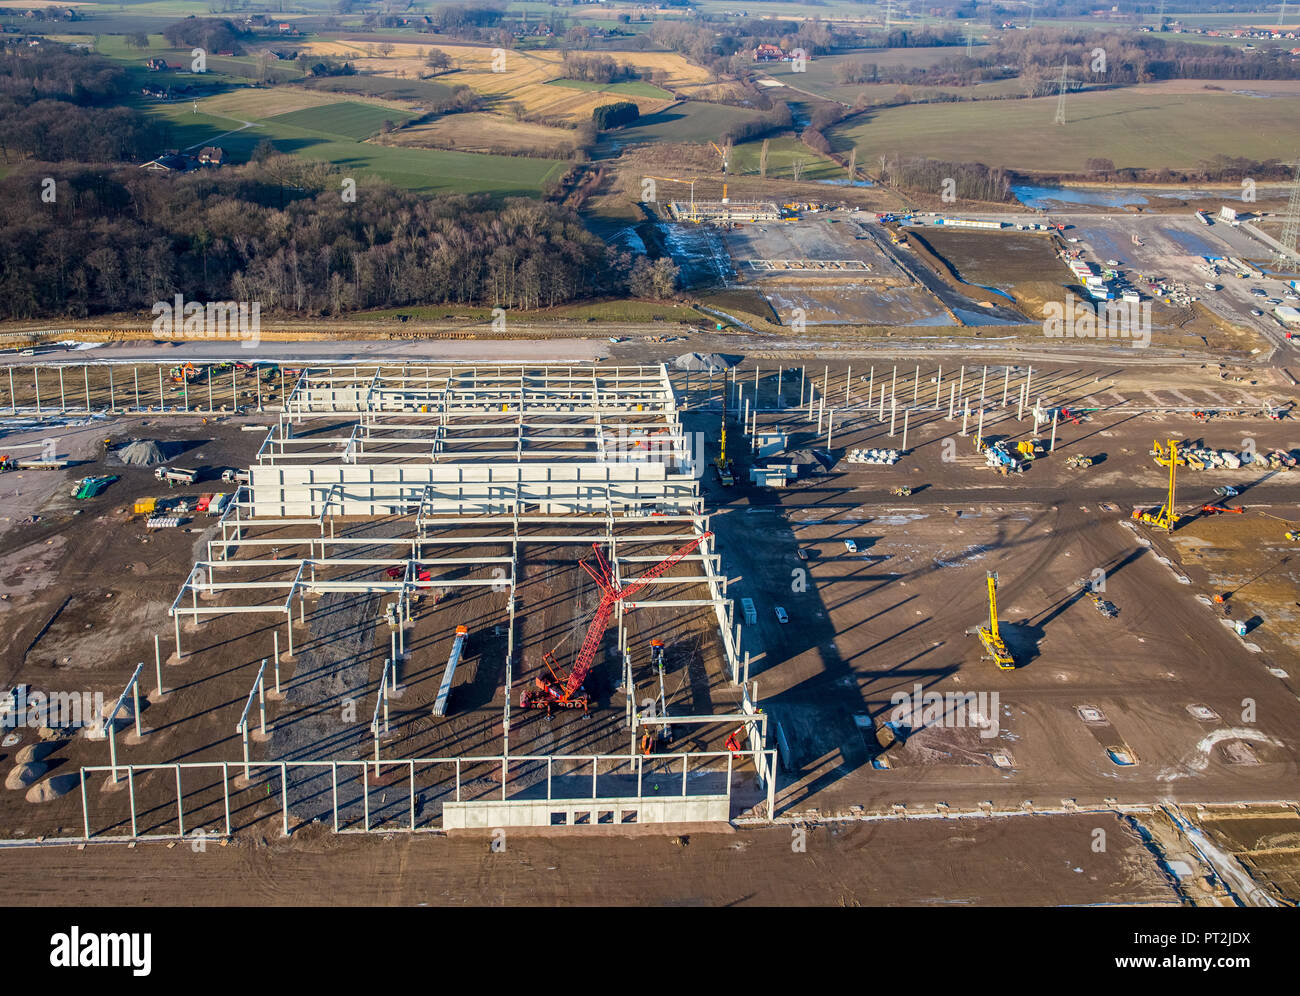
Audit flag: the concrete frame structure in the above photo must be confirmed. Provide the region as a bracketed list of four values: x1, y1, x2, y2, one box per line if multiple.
[248, 365, 702, 517]
[128, 364, 776, 834]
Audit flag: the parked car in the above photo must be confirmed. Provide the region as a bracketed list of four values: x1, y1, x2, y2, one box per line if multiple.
[843, 539, 858, 554]
[1215, 486, 1240, 499]
[796, 548, 809, 561]
[774, 606, 789, 624]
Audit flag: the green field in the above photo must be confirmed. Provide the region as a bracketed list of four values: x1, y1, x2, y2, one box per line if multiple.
[547, 79, 675, 100]
[143, 102, 565, 195]
[729, 136, 844, 181]
[757, 46, 992, 104]
[613, 101, 764, 145]
[265, 102, 411, 141]
[827, 86, 1300, 173]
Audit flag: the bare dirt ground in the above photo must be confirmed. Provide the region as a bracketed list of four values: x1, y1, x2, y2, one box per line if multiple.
[1, 353, 1297, 906]
[0, 811, 1178, 906]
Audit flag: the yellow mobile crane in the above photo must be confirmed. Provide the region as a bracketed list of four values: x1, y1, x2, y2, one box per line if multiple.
[978, 571, 1015, 670]
[713, 377, 735, 486]
[1133, 438, 1184, 531]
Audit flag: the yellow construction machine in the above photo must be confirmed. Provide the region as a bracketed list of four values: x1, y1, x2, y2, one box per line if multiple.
[1133, 438, 1184, 531]
[977, 571, 1015, 670]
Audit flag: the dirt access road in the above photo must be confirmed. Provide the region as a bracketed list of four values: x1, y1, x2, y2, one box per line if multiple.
[0, 812, 1175, 907]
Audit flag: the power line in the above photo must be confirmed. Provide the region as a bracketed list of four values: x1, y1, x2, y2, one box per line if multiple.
[1278, 157, 1300, 266]
[1053, 60, 1076, 125]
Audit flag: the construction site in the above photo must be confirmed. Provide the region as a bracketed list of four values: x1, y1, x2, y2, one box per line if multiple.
[1, 346, 1299, 907]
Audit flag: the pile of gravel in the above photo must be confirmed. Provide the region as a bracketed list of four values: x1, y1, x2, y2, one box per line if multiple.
[674, 352, 737, 374]
[116, 439, 169, 466]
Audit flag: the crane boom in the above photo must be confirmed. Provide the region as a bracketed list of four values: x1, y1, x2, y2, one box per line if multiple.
[552, 531, 714, 705]
[987, 572, 1000, 640]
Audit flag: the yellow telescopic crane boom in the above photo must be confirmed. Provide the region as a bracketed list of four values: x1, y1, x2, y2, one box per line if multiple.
[977, 571, 1015, 670]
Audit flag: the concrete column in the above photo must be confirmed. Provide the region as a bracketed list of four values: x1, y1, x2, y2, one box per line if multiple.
[935, 366, 942, 407]
[1002, 367, 1010, 405]
[961, 401, 968, 437]
[890, 365, 897, 402]
[980, 365, 987, 406]
[1050, 412, 1058, 453]
[867, 366, 874, 414]
[826, 409, 834, 449]
[845, 365, 851, 403]
[890, 399, 896, 436]
[948, 384, 955, 420]
[901, 409, 909, 451]
[913, 365, 919, 404]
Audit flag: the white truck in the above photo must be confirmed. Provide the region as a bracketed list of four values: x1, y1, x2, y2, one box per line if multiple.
[154, 466, 197, 486]
[221, 468, 251, 485]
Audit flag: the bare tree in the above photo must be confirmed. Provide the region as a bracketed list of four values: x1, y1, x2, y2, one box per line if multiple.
[792, 157, 805, 182]
[759, 138, 769, 179]
[848, 146, 857, 182]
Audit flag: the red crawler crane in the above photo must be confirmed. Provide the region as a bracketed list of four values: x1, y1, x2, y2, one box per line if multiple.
[520, 531, 713, 714]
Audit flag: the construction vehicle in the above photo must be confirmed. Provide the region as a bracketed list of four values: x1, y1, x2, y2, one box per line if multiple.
[221, 468, 251, 485]
[385, 563, 433, 582]
[1133, 438, 1183, 531]
[984, 440, 1024, 475]
[724, 725, 747, 753]
[520, 532, 711, 714]
[976, 571, 1015, 670]
[70, 475, 118, 499]
[1090, 594, 1118, 619]
[154, 466, 197, 486]
[1015, 439, 1042, 461]
[1201, 504, 1244, 515]
[713, 382, 735, 487]
[133, 497, 158, 516]
[890, 486, 913, 496]
[431, 625, 469, 717]
[196, 493, 214, 513]
[1066, 454, 1093, 469]
[169, 363, 200, 383]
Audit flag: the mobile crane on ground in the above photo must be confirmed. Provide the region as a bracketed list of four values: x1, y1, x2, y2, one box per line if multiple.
[1133, 438, 1183, 531]
[713, 382, 735, 487]
[976, 571, 1015, 670]
[520, 532, 712, 714]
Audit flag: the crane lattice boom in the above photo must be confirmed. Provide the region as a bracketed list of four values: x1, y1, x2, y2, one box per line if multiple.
[555, 531, 712, 704]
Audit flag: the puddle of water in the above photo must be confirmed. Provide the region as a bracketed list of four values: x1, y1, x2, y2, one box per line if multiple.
[1107, 746, 1137, 765]
[1012, 185, 1149, 210]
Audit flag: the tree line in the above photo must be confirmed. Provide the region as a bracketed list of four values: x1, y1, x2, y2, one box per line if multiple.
[879, 157, 1016, 203]
[0, 159, 679, 320]
[0, 43, 165, 163]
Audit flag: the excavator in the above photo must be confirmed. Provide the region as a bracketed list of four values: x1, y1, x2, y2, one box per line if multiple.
[520, 532, 712, 714]
[976, 571, 1015, 670]
[1133, 438, 1183, 531]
